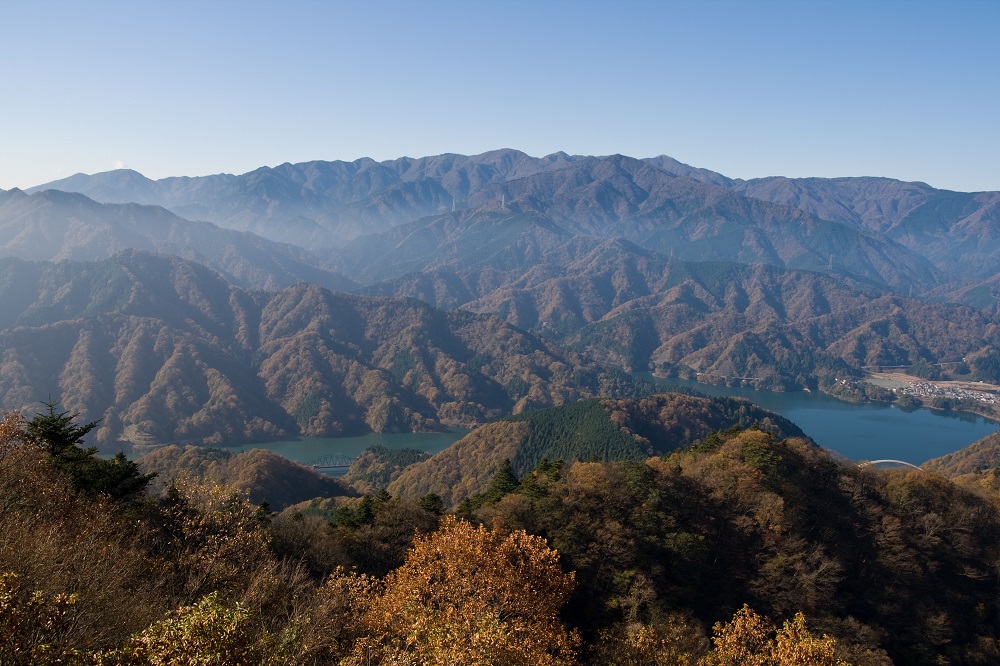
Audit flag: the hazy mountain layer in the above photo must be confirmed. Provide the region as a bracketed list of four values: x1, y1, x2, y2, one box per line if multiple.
[0, 188, 354, 292]
[28, 150, 556, 246]
[30, 149, 995, 290]
[731, 176, 1000, 277]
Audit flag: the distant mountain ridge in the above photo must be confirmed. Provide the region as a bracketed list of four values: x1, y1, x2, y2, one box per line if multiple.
[330, 159, 940, 292]
[0, 187, 354, 292]
[731, 176, 1000, 277]
[28, 150, 996, 287]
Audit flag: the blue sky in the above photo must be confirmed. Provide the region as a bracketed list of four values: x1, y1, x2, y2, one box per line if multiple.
[2, 0, 997, 192]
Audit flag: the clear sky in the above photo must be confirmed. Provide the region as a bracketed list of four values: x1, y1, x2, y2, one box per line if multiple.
[1, 0, 997, 192]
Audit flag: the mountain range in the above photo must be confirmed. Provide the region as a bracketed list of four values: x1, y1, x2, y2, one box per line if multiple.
[0, 187, 353, 292]
[28, 149, 998, 285]
[3, 149, 999, 447]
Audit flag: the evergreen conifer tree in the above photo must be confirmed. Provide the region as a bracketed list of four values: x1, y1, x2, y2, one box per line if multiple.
[25, 401, 153, 501]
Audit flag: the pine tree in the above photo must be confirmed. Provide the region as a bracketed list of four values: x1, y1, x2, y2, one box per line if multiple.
[459, 459, 521, 512]
[25, 400, 99, 457]
[418, 492, 445, 515]
[482, 458, 519, 503]
[355, 496, 375, 525]
[25, 401, 153, 501]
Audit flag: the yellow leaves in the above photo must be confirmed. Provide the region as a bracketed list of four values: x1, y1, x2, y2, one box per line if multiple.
[99, 592, 275, 666]
[772, 613, 845, 666]
[702, 604, 775, 666]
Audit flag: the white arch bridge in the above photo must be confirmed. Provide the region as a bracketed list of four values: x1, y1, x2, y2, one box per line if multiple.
[858, 459, 922, 470]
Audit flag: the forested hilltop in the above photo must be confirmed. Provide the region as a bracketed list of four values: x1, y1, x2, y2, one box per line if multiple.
[386, 392, 804, 507]
[6, 400, 1000, 664]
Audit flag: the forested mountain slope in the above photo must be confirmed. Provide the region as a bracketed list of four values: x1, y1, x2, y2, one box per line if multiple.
[362, 231, 1000, 388]
[923, 431, 1000, 477]
[566, 290, 1000, 387]
[7, 394, 1000, 664]
[138, 444, 354, 510]
[458, 428, 1000, 665]
[0, 251, 647, 449]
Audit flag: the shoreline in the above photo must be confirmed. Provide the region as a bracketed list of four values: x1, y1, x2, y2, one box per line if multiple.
[648, 371, 1000, 426]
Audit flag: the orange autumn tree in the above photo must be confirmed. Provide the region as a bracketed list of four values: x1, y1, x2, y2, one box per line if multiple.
[339, 515, 580, 665]
[700, 604, 847, 666]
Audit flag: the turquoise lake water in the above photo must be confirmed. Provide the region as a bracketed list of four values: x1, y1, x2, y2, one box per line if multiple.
[226, 377, 999, 470]
[641, 375, 998, 465]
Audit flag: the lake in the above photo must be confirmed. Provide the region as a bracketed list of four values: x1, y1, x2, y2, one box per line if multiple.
[229, 379, 998, 470]
[640, 375, 998, 465]
[230, 430, 468, 473]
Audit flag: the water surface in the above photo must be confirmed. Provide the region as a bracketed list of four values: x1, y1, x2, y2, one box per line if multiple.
[230, 430, 467, 472]
[640, 374, 998, 465]
[230, 378, 998, 470]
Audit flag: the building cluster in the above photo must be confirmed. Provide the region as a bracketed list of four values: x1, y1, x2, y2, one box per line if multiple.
[895, 381, 998, 405]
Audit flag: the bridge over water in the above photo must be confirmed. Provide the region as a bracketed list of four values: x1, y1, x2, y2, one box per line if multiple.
[858, 459, 922, 470]
[309, 455, 355, 470]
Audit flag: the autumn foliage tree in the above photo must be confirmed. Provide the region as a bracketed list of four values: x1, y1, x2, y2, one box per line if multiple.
[0, 572, 80, 666]
[334, 515, 580, 665]
[700, 605, 846, 666]
[96, 592, 292, 666]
